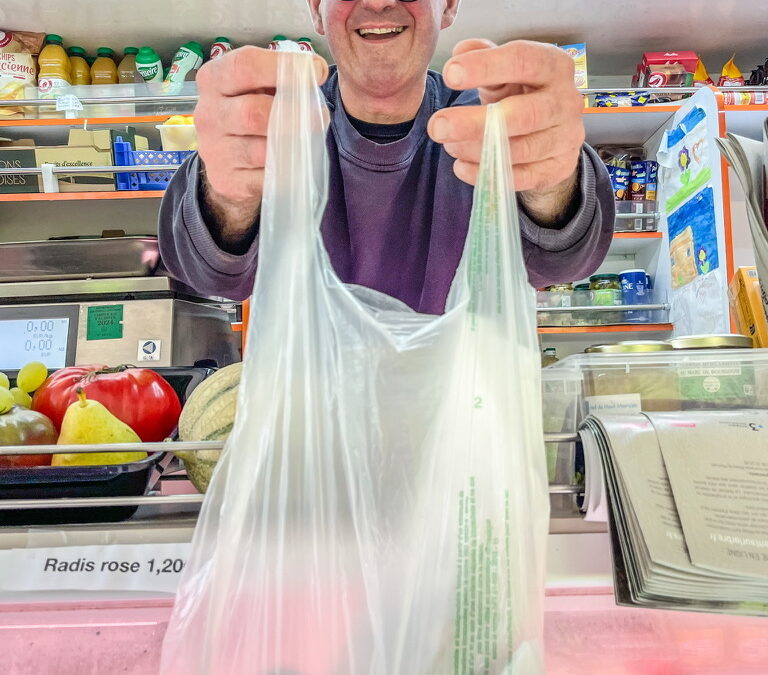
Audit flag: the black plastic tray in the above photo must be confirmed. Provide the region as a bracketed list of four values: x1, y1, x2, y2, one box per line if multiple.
[0, 366, 214, 526]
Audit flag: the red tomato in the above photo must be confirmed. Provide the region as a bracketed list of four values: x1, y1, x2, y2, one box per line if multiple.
[32, 365, 181, 442]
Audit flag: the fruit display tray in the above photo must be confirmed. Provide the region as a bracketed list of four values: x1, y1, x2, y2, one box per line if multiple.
[0, 366, 213, 526]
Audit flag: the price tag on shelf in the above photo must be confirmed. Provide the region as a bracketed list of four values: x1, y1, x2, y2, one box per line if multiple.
[0, 543, 191, 594]
[55, 94, 84, 118]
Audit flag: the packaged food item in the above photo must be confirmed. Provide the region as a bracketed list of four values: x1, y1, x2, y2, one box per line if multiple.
[296, 37, 315, 53]
[723, 91, 768, 106]
[728, 267, 768, 348]
[645, 160, 659, 201]
[590, 274, 622, 324]
[540, 282, 573, 326]
[210, 37, 233, 60]
[163, 41, 204, 94]
[718, 55, 744, 87]
[561, 43, 587, 88]
[38, 35, 71, 92]
[541, 347, 559, 367]
[117, 47, 139, 84]
[606, 164, 630, 200]
[582, 341, 681, 412]
[38, 34, 72, 118]
[636, 51, 698, 88]
[136, 46, 163, 83]
[619, 268, 649, 323]
[91, 47, 118, 84]
[0, 29, 44, 118]
[670, 335, 756, 410]
[630, 160, 647, 201]
[594, 91, 651, 107]
[693, 58, 714, 87]
[267, 35, 288, 51]
[67, 46, 91, 85]
[573, 283, 592, 325]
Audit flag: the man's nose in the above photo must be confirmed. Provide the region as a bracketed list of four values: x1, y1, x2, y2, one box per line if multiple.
[358, 0, 400, 10]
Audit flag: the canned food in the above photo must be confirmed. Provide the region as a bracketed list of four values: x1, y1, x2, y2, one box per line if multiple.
[540, 283, 573, 326]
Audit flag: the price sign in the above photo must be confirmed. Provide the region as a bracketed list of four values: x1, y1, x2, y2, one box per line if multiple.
[0, 543, 191, 594]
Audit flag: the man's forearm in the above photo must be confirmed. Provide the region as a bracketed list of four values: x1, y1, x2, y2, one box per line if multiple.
[199, 166, 261, 255]
[518, 166, 580, 230]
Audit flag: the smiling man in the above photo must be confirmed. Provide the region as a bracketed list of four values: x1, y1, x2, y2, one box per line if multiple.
[158, 0, 614, 313]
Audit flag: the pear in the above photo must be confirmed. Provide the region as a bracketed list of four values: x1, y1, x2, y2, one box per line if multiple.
[52, 389, 148, 466]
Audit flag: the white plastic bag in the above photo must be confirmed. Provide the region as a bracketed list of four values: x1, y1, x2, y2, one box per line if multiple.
[160, 51, 549, 675]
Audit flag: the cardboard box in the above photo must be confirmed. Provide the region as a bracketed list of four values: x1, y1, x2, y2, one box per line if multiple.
[34, 129, 115, 192]
[728, 267, 768, 348]
[639, 51, 698, 88]
[0, 139, 40, 194]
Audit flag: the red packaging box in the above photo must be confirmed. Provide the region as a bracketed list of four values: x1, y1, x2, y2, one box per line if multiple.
[639, 51, 699, 87]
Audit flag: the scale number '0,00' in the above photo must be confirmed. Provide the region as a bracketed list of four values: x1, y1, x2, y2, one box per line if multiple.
[147, 558, 186, 575]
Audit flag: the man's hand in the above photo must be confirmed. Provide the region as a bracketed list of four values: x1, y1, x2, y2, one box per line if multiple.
[194, 47, 328, 248]
[427, 40, 585, 226]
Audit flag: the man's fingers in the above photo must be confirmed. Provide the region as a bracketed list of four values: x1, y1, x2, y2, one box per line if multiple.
[207, 93, 274, 137]
[429, 89, 578, 144]
[444, 40, 573, 91]
[443, 124, 584, 166]
[451, 38, 496, 59]
[451, 155, 578, 192]
[198, 46, 328, 97]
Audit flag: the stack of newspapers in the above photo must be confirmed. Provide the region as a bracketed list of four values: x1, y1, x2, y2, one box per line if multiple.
[717, 121, 768, 313]
[580, 410, 768, 615]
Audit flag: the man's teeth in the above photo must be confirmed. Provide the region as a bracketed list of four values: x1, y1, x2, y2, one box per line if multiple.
[358, 27, 405, 36]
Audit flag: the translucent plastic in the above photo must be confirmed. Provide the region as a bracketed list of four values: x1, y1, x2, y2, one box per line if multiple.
[160, 52, 549, 675]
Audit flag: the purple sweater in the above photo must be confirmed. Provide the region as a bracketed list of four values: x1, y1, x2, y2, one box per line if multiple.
[159, 69, 614, 314]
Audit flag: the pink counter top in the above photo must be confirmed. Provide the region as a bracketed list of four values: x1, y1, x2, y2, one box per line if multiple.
[2, 588, 767, 674]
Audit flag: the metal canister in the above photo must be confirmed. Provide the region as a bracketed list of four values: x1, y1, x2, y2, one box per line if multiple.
[670, 334, 756, 410]
[583, 340, 681, 411]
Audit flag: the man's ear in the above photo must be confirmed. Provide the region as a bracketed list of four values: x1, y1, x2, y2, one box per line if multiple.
[441, 0, 461, 30]
[306, 0, 325, 35]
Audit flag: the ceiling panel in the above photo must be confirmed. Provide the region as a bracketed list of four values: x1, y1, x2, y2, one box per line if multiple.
[1, 0, 764, 80]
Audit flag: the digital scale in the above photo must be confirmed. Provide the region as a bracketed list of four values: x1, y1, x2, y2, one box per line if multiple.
[0, 277, 241, 370]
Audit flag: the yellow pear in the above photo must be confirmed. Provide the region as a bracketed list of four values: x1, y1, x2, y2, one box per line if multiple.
[52, 389, 147, 466]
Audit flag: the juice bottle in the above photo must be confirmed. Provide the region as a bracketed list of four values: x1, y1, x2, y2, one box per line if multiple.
[296, 37, 314, 53]
[136, 46, 163, 83]
[38, 34, 71, 95]
[117, 47, 139, 83]
[541, 347, 559, 367]
[91, 47, 118, 84]
[163, 42, 204, 94]
[210, 37, 232, 60]
[67, 46, 91, 85]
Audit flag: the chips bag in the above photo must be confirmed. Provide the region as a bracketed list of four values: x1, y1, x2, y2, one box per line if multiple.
[719, 55, 744, 87]
[0, 29, 44, 118]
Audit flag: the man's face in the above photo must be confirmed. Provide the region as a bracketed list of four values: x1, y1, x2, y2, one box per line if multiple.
[307, 0, 460, 97]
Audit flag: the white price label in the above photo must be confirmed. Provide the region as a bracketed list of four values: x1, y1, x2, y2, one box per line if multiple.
[55, 94, 84, 113]
[0, 543, 191, 593]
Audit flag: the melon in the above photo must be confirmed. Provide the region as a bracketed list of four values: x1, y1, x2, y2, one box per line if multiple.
[174, 362, 242, 492]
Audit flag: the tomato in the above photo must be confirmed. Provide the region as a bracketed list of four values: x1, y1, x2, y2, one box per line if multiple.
[32, 365, 181, 442]
[0, 406, 56, 467]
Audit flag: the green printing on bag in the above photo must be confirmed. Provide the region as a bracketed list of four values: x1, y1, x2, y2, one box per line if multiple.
[453, 476, 512, 673]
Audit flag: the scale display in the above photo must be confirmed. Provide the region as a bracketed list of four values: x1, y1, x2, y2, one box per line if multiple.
[0, 318, 70, 369]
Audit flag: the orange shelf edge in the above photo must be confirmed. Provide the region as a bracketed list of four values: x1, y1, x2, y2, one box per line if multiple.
[0, 115, 168, 128]
[0, 191, 165, 202]
[538, 323, 673, 335]
[612, 231, 662, 239]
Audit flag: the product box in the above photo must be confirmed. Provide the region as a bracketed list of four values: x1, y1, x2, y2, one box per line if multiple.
[728, 267, 768, 348]
[561, 43, 588, 108]
[0, 138, 39, 194]
[633, 51, 699, 88]
[34, 129, 115, 192]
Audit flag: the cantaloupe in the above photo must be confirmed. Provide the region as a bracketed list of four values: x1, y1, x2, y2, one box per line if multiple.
[174, 362, 242, 492]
